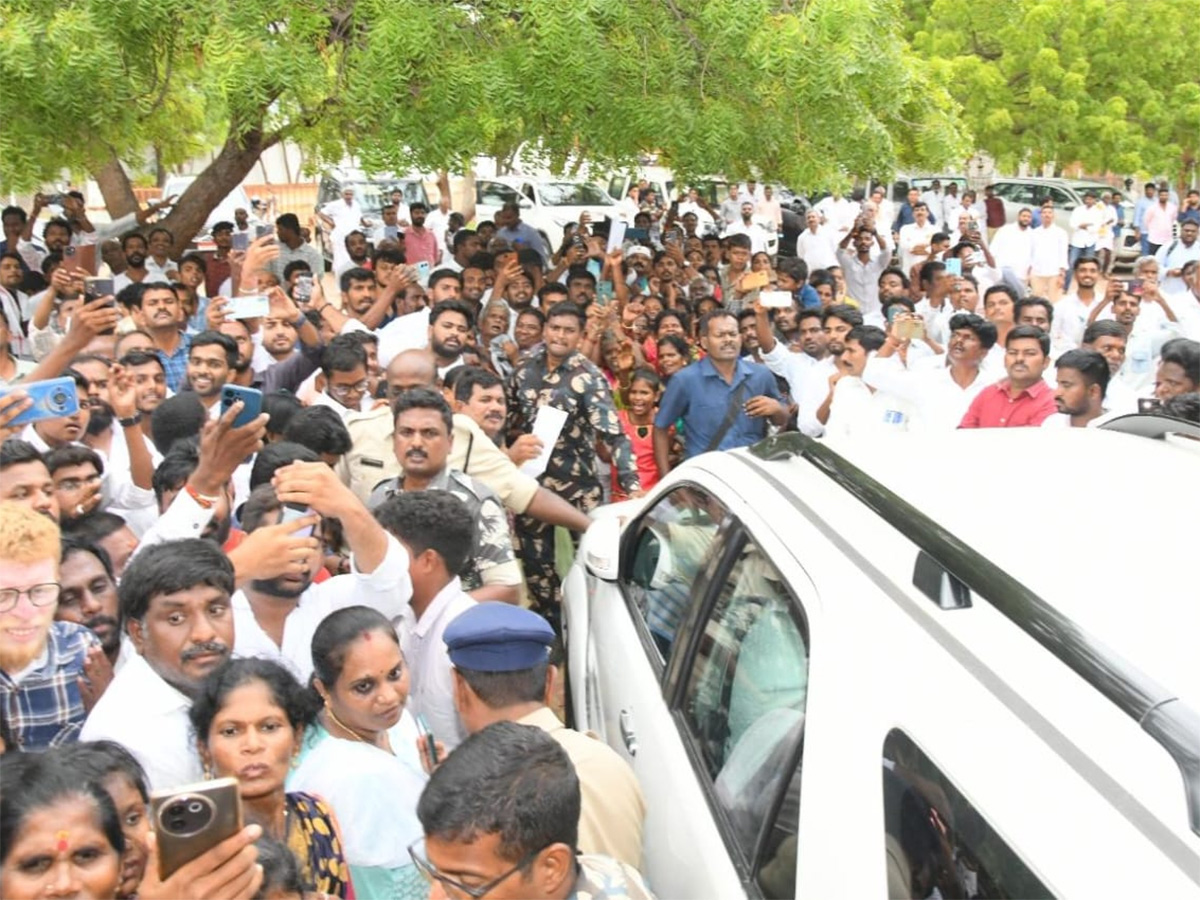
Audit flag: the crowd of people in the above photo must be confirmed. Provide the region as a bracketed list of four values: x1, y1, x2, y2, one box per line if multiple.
[1, 174, 1198, 899]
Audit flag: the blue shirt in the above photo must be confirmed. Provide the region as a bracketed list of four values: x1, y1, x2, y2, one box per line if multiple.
[495, 222, 551, 262]
[655, 356, 782, 458]
[158, 331, 193, 393]
[0, 621, 99, 751]
[1133, 196, 1155, 230]
[893, 202, 936, 231]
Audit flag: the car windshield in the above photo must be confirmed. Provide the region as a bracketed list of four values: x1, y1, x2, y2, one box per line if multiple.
[346, 180, 425, 215]
[539, 182, 613, 206]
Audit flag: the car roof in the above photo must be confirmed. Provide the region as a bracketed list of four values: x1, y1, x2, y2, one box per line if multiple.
[323, 168, 422, 183]
[820, 428, 1200, 710]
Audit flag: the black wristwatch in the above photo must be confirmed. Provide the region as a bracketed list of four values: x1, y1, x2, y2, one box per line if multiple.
[118, 413, 143, 428]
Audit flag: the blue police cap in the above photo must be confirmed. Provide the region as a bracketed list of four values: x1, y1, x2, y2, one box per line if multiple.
[444, 602, 554, 672]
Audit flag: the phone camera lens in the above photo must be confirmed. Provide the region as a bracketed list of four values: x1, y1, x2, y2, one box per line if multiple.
[169, 817, 187, 831]
[167, 802, 186, 816]
[187, 800, 204, 814]
[50, 389, 68, 409]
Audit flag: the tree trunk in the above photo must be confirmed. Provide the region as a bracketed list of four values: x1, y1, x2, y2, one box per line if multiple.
[92, 152, 139, 220]
[154, 126, 280, 251]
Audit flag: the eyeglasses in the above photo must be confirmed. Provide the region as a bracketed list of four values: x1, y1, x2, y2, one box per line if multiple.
[0, 583, 61, 613]
[328, 380, 369, 400]
[408, 838, 544, 899]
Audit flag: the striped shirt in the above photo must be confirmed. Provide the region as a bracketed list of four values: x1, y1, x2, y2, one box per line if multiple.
[0, 621, 99, 751]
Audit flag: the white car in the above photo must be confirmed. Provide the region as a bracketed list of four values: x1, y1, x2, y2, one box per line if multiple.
[474, 176, 619, 255]
[161, 174, 255, 236]
[563, 421, 1200, 899]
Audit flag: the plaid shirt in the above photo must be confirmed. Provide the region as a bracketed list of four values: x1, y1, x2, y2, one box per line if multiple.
[158, 330, 192, 393]
[0, 621, 98, 751]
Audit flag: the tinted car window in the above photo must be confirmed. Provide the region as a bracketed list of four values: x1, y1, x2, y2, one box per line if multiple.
[539, 182, 613, 206]
[622, 485, 728, 663]
[478, 181, 521, 206]
[882, 729, 1053, 899]
[678, 537, 809, 869]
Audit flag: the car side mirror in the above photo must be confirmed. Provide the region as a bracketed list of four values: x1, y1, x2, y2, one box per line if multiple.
[1063, 203, 1076, 211]
[584, 516, 621, 582]
[519, 196, 533, 209]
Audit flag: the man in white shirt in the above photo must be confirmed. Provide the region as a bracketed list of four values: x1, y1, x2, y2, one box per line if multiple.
[920, 180, 944, 217]
[862, 311, 999, 431]
[230, 464, 412, 683]
[942, 183, 963, 228]
[756, 186, 783, 235]
[866, 185, 895, 236]
[81, 539, 234, 789]
[836, 224, 892, 316]
[751, 301, 828, 402]
[1080, 320, 1137, 414]
[814, 193, 860, 239]
[1155, 216, 1200, 295]
[318, 188, 366, 276]
[381, 490, 476, 753]
[1053, 255, 1104, 349]
[795, 209, 838, 271]
[723, 201, 768, 255]
[1044, 348, 1116, 428]
[898, 202, 937, 273]
[990, 207, 1036, 289]
[822, 325, 912, 440]
[1066, 192, 1103, 289]
[1028, 203, 1070, 302]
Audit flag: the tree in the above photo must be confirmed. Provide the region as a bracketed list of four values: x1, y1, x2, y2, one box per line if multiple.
[0, 0, 965, 248]
[909, 0, 1200, 186]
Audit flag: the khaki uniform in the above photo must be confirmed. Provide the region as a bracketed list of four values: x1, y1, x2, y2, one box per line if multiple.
[519, 707, 646, 870]
[339, 405, 401, 504]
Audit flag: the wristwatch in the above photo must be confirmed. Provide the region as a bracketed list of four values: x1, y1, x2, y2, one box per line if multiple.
[292, 312, 308, 329]
[117, 413, 142, 428]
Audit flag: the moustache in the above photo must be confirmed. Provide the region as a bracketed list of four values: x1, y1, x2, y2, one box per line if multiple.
[84, 614, 119, 634]
[405, 450, 428, 461]
[126, 252, 147, 266]
[181, 641, 229, 662]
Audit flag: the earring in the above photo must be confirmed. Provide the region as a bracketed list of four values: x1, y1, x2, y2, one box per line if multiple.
[203, 764, 212, 780]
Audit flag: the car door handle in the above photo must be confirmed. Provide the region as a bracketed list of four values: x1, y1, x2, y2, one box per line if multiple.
[619, 708, 638, 756]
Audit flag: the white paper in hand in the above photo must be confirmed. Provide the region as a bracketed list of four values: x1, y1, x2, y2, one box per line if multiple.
[607, 221, 628, 254]
[520, 405, 569, 478]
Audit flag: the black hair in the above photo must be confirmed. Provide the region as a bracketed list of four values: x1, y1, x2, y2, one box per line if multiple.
[1005, 324, 1051, 356]
[725, 233, 752, 252]
[545, 300, 586, 329]
[44, 443, 104, 477]
[179, 252, 207, 274]
[374, 491, 473, 576]
[846, 325, 887, 353]
[262, 390, 303, 437]
[120, 230, 146, 251]
[118, 538, 234, 623]
[60, 534, 116, 581]
[879, 266, 911, 290]
[239, 483, 283, 533]
[372, 246, 406, 268]
[1055, 348, 1110, 397]
[566, 265, 596, 287]
[918, 260, 946, 287]
[190, 658, 317, 747]
[457, 662, 550, 709]
[310, 606, 400, 693]
[417, 721, 581, 863]
[57, 740, 149, 804]
[410, 201, 429, 213]
[1014, 296, 1054, 327]
[452, 367, 503, 404]
[147, 226, 174, 245]
[319, 334, 368, 377]
[808, 269, 836, 293]
[1160, 338, 1200, 387]
[656, 333, 691, 359]
[1071, 254, 1101, 272]
[822, 304, 863, 329]
[465, 251, 495, 271]
[1082, 319, 1127, 346]
[249, 442, 320, 490]
[282, 260, 312, 281]
[189, 330, 239, 369]
[151, 437, 201, 505]
[698, 308, 737, 338]
[62, 511, 128, 545]
[1161, 392, 1200, 423]
[276, 213, 300, 233]
[1, 205, 28, 225]
[253, 836, 306, 898]
[881, 297, 916, 320]
[0, 753, 125, 865]
[118, 348, 165, 373]
[629, 367, 662, 392]
[536, 283, 568, 305]
[42, 216, 72, 240]
[452, 229, 477, 251]
[392, 386, 454, 436]
[777, 257, 809, 283]
[983, 283, 1019, 306]
[149, 393, 206, 456]
[339, 266, 374, 293]
[282, 406, 352, 457]
[654, 308, 690, 336]
[429, 299, 475, 329]
[947, 313, 998, 350]
[428, 269, 464, 291]
[0, 438, 44, 471]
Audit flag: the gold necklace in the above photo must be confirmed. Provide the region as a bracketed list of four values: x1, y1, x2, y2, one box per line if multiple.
[324, 707, 370, 744]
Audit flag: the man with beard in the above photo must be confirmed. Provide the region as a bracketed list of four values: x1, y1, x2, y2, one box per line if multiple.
[81, 538, 234, 788]
[113, 232, 165, 294]
[428, 299, 473, 378]
[337, 229, 371, 277]
[404, 201, 441, 267]
[206, 221, 235, 297]
[836, 222, 892, 317]
[738, 309, 763, 363]
[1054, 255, 1104, 349]
[1043, 348, 1112, 428]
[0, 502, 104, 751]
[960, 325, 1056, 428]
[123, 282, 190, 390]
[56, 537, 122, 665]
[230, 462, 412, 682]
[752, 302, 828, 408]
[444, 228, 483, 274]
[461, 261, 488, 312]
[0, 440, 59, 522]
[185, 330, 238, 418]
[788, 304, 859, 436]
[269, 213, 324, 284]
[338, 266, 379, 325]
[369, 388, 521, 605]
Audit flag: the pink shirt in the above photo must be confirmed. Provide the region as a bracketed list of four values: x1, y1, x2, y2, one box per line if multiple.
[403, 227, 440, 266]
[958, 379, 1056, 429]
[1143, 202, 1178, 246]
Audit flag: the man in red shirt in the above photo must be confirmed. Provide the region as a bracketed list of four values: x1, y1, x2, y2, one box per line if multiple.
[959, 325, 1057, 428]
[984, 185, 1006, 239]
[403, 202, 441, 267]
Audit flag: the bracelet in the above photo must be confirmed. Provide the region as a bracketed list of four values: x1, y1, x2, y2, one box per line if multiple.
[293, 312, 308, 330]
[184, 483, 221, 509]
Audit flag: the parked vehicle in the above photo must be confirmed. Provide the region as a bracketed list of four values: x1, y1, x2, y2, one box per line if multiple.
[563, 421, 1200, 899]
[314, 168, 429, 263]
[473, 175, 619, 253]
[160, 175, 255, 237]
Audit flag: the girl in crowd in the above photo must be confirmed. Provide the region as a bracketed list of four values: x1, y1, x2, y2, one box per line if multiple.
[656, 334, 692, 382]
[612, 368, 664, 501]
[1, 753, 123, 900]
[751, 251, 774, 275]
[289, 606, 428, 900]
[190, 658, 352, 899]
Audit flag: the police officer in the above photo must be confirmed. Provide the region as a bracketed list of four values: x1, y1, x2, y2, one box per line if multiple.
[444, 602, 646, 869]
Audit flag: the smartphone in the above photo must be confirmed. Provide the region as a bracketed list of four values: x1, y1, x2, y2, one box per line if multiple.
[586, 258, 603, 281]
[231, 232, 249, 251]
[596, 281, 614, 306]
[294, 273, 314, 303]
[0, 377, 80, 426]
[415, 714, 439, 766]
[1127, 278, 1144, 297]
[626, 228, 649, 242]
[255, 224, 271, 239]
[742, 270, 770, 291]
[219, 385, 263, 428]
[150, 778, 242, 880]
[760, 290, 793, 309]
[85, 277, 114, 304]
[226, 294, 270, 320]
[945, 258, 963, 276]
[280, 504, 314, 538]
[896, 317, 926, 341]
[62, 245, 78, 265]
[637, 276, 650, 293]
[415, 261, 431, 287]
[1138, 397, 1162, 413]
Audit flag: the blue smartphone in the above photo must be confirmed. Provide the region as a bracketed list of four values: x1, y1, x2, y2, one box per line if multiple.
[219, 385, 263, 428]
[586, 258, 603, 282]
[626, 228, 649, 242]
[280, 504, 314, 538]
[945, 258, 962, 277]
[415, 714, 439, 765]
[0, 377, 80, 427]
[596, 281, 615, 306]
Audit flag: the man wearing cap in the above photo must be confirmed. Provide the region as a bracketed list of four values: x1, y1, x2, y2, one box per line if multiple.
[444, 602, 646, 869]
[205, 221, 235, 298]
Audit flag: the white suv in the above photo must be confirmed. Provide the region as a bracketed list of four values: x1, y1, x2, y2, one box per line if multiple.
[473, 176, 619, 254]
[563, 423, 1200, 899]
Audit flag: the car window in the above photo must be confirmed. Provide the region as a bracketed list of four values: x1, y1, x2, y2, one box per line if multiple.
[677, 536, 809, 871]
[539, 181, 613, 206]
[622, 485, 728, 663]
[607, 176, 626, 200]
[477, 181, 521, 206]
[346, 181, 389, 216]
[882, 729, 1053, 899]
[1046, 187, 1074, 206]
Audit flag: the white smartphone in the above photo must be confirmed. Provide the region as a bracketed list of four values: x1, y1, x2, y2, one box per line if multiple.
[760, 290, 794, 309]
[415, 261, 431, 287]
[226, 294, 270, 320]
